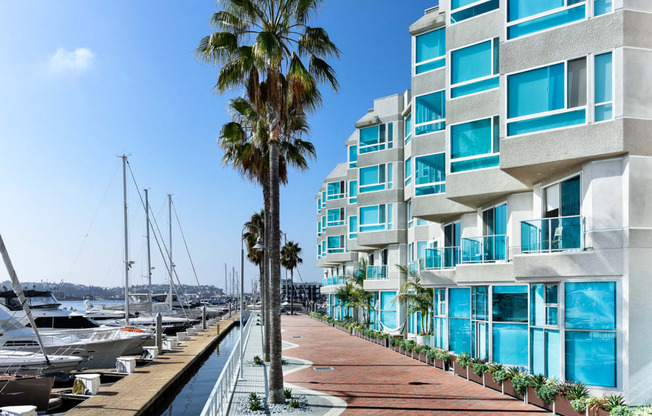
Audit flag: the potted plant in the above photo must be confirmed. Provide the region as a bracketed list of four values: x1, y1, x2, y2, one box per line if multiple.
[434, 349, 452, 371]
[484, 363, 504, 392]
[426, 348, 436, 366]
[469, 359, 487, 385]
[599, 394, 627, 416]
[554, 381, 588, 416]
[503, 368, 528, 401]
[527, 374, 556, 411]
[454, 353, 471, 379]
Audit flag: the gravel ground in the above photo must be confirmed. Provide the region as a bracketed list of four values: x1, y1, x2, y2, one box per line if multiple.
[233, 394, 310, 415]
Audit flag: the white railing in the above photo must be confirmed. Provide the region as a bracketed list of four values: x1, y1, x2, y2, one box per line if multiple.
[200, 312, 256, 416]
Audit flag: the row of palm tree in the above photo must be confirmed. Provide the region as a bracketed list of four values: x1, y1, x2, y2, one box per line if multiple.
[197, 0, 338, 404]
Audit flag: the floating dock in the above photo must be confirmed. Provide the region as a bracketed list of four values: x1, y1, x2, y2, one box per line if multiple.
[64, 317, 237, 416]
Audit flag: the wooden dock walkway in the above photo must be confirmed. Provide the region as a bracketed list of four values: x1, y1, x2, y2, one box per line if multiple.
[65, 317, 237, 416]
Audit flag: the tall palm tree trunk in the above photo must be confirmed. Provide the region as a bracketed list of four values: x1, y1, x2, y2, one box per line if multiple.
[290, 268, 294, 315]
[263, 180, 271, 362]
[269, 141, 284, 403]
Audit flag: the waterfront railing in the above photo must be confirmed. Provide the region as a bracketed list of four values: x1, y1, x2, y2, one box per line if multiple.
[200, 312, 256, 416]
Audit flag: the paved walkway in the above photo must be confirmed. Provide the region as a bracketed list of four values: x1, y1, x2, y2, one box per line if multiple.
[282, 315, 549, 416]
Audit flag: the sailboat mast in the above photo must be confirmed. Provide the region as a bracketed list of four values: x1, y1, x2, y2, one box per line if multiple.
[168, 194, 173, 312]
[145, 188, 152, 305]
[122, 155, 130, 325]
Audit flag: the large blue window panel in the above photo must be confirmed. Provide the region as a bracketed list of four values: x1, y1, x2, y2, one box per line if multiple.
[451, 77, 500, 98]
[508, 109, 585, 136]
[416, 29, 445, 64]
[493, 323, 528, 366]
[451, 156, 499, 173]
[508, 0, 564, 21]
[595, 52, 613, 104]
[349, 181, 357, 199]
[380, 291, 397, 327]
[493, 286, 528, 322]
[566, 331, 616, 387]
[531, 284, 546, 326]
[415, 154, 445, 185]
[452, 41, 492, 85]
[451, 118, 492, 159]
[508, 5, 586, 39]
[349, 216, 357, 238]
[531, 328, 545, 375]
[349, 146, 357, 167]
[327, 209, 341, 223]
[594, 0, 612, 16]
[415, 91, 446, 135]
[327, 236, 342, 248]
[360, 206, 379, 225]
[405, 114, 412, 143]
[547, 330, 560, 379]
[449, 288, 471, 318]
[449, 318, 471, 355]
[405, 157, 412, 182]
[451, 0, 499, 24]
[360, 126, 379, 146]
[508, 64, 564, 118]
[565, 282, 616, 330]
[360, 165, 383, 192]
[435, 317, 446, 348]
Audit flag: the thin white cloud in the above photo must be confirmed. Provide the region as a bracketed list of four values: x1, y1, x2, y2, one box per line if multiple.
[47, 48, 95, 74]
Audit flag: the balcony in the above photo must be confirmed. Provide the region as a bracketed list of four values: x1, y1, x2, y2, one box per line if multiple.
[423, 247, 460, 270]
[323, 276, 347, 287]
[521, 216, 584, 254]
[366, 265, 388, 280]
[461, 235, 508, 263]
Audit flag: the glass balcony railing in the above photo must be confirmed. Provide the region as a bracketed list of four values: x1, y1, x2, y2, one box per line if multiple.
[521, 216, 584, 253]
[366, 265, 388, 280]
[326, 247, 345, 254]
[326, 219, 345, 227]
[423, 247, 460, 270]
[327, 193, 346, 201]
[462, 235, 508, 263]
[323, 276, 347, 287]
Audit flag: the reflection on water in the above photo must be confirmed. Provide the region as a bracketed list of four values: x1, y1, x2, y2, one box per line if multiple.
[161, 326, 241, 416]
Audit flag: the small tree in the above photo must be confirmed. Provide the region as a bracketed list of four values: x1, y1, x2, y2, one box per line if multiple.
[395, 265, 433, 336]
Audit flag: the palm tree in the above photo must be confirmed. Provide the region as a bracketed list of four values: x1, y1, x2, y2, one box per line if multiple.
[218, 95, 314, 361]
[280, 240, 302, 315]
[243, 210, 265, 307]
[334, 282, 356, 320]
[395, 265, 434, 336]
[197, 0, 339, 403]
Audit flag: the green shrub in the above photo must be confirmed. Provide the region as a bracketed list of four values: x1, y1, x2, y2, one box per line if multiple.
[565, 382, 589, 401]
[604, 394, 627, 412]
[492, 369, 508, 384]
[610, 406, 634, 416]
[535, 383, 558, 404]
[248, 393, 263, 411]
[571, 398, 588, 412]
[253, 355, 263, 365]
[486, 363, 504, 375]
[530, 374, 548, 389]
[586, 396, 607, 410]
[472, 362, 488, 377]
[511, 371, 531, 396]
[284, 388, 292, 399]
[426, 349, 437, 361]
[389, 337, 400, 347]
[288, 398, 301, 409]
[456, 353, 472, 369]
[404, 340, 416, 351]
[434, 349, 451, 364]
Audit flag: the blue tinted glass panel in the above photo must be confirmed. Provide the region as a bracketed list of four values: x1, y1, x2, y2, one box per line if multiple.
[415, 183, 445, 196]
[508, 0, 564, 21]
[416, 59, 445, 74]
[595, 52, 613, 104]
[452, 0, 477, 9]
[449, 318, 471, 355]
[451, 118, 492, 159]
[416, 29, 445, 64]
[359, 206, 379, 225]
[565, 282, 616, 330]
[405, 158, 412, 179]
[349, 181, 357, 197]
[565, 331, 616, 387]
[595, 104, 613, 122]
[493, 286, 528, 322]
[547, 330, 560, 379]
[415, 91, 445, 134]
[493, 323, 528, 366]
[508, 109, 585, 136]
[508, 5, 585, 39]
[415, 154, 445, 185]
[452, 41, 492, 85]
[508, 64, 564, 118]
[594, 0, 612, 16]
[531, 284, 545, 326]
[415, 121, 445, 135]
[451, 156, 499, 173]
[327, 182, 341, 195]
[405, 114, 412, 140]
[531, 328, 545, 375]
[327, 236, 341, 248]
[449, 288, 471, 318]
[451, 0, 500, 23]
[360, 126, 379, 146]
[349, 146, 357, 163]
[380, 291, 397, 327]
[451, 77, 499, 98]
[360, 166, 379, 186]
[349, 216, 357, 232]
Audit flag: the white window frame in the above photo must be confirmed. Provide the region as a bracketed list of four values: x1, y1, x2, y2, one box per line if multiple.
[593, 50, 615, 124]
[326, 208, 345, 227]
[348, 145, 358, 168]
[358, 203, 393, 233]
[506, 56, 589, 138]
[505, 0, 587, 41]
[358, 123, 394, 154]
[348, 215, 358, 240]
[348, 180, 358, 204]
[449, 37, 500, 100]
[412, 27, 446, 76]
[414, 152, 446, 198]
[359, 163, 392, 194]
[413, 90, 446, 136]
[449, 115, 500, 173]
[326, 180, 346, 200]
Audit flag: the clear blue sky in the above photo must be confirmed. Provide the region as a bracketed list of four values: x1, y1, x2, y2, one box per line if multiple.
[0, 0, 436, 292]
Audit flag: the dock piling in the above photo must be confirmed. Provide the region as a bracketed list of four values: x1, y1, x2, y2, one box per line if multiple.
[155, 312, 163, 351]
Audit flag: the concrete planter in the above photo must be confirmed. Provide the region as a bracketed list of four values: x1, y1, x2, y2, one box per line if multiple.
[527, 386, 554, 412]
[483, 373, 502, 392]
[554, 395, 586, 416]
[416, 335, 433, 347]
[434, 358, 450, 371]
[588, 408, 610, 416]
[503, 380, 525, 401]
[468, 369, 484, 385]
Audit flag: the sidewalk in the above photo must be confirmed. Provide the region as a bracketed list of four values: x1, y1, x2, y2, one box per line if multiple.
[281, 315, 550, 416]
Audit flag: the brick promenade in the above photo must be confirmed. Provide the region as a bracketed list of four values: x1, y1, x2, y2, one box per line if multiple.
[282, 315, 549, 416]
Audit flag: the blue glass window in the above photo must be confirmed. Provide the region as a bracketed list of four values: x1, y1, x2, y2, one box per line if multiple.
[594, 0, 612, 16]
[405, 157, 412, 186]
[493, 323, 528, 366]
[492, 286, 528, 322]
[415, 29, 445, 75]
[360, 164, 391, 193]
[327, 181, 345, 200]
[595, 52, 613, 122]
[451, 0, 499, 24]
[566, 331, 616, 387]
[359, 205, 389, 232]
[449, 288, 471, 318]
[449, 317, 471, 355]
[349, 145, 357, 168]
[404, 113, 412, 144]
[507, 0, 586, 40]
[450, 116, 499, 173]
[359, 123, 393, 153]
[415, 91, 445, 135]
[327, 208, 344, 227]
[327, 235, 344, 253]
[415, 153, 445, 196]
[349, 180, 357, 204]
[380, 291, 397, 327]
[348, 216, 357, 240]
[531, 328, 560, 379]
[451, 39, 499, 98]
[508, 60, 587, 136]
[565, 282, 616, 330]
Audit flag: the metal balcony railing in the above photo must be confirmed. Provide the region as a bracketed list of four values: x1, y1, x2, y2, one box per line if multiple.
[461, 235, 509, 263]
[521, 215, 584, 253]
